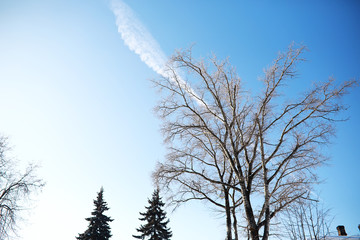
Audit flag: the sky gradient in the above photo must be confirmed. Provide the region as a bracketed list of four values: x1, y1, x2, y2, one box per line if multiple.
[0, 0, 359, 239]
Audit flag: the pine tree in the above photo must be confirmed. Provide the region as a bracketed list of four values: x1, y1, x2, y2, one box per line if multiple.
[77, 187, 113, 240]
[133, 189, 172, 240]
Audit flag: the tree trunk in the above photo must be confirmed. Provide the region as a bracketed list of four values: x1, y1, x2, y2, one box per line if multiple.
[262, 177, 270, 240]
[242, 188, 260, 240]
[224, 188, 233, 240]
[231, 205, 239, 240]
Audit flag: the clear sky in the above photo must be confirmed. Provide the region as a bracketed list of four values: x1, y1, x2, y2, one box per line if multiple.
[0, 0, 359, 239]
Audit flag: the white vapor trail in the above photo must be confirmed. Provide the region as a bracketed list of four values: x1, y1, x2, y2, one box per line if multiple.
[110, 0, 204, 106]
[110, 0, 168, 77]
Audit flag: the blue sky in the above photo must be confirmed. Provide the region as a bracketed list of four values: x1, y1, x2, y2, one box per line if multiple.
[0, 0, 359, 239]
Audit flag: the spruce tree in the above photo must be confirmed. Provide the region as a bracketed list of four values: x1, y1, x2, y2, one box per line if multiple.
[77, 187, 113, 240]
[133, 189, 172, 240]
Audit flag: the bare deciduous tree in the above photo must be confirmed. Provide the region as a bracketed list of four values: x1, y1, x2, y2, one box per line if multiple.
[282, 194, 332, 240]
[153, 44, 357, 240]
[0, 136, 44, 239]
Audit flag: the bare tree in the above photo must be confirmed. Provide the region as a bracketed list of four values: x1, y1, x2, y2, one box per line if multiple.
[153, 44, 357, 240]
[282, 194, 332, 240]
[0, 136, 44, 239]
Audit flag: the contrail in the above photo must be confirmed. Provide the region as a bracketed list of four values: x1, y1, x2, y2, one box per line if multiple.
[110, 0, 204, 106]
[110, 0, 168, 77]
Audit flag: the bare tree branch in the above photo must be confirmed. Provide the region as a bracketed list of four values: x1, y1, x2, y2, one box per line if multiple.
[0, 136, 44, 240]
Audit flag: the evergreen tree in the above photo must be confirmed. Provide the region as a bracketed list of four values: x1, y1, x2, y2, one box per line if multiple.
[133, 189, 172, 240]
[77, 187, 113, 240]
